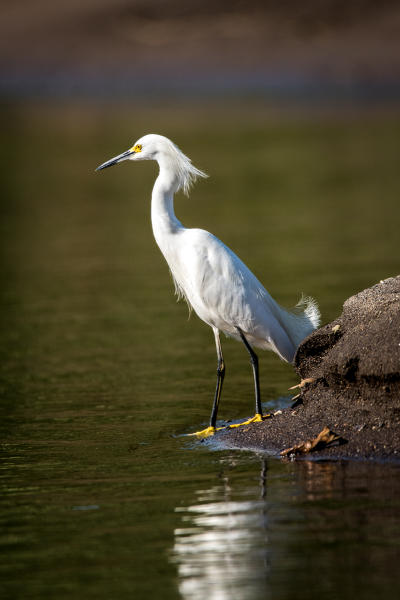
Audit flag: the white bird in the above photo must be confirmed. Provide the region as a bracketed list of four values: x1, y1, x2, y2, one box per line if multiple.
[96, 134, 320, 436]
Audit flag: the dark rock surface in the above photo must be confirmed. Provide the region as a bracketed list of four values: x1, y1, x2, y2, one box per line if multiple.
[218, 276, 400, 461]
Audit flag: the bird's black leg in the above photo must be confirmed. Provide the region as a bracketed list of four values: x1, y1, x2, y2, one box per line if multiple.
[209, 328, 225, 428]
[237, 327, 263, 417]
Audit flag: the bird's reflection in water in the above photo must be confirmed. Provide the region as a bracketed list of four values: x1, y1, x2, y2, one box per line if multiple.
[172, 455, 400, 600]
[172, 459, 269, 600]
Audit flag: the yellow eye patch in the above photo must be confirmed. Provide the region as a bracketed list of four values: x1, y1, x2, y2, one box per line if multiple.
[130, 144, 142, 153]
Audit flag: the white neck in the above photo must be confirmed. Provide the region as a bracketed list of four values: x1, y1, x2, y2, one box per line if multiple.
[151, 159, 184, 252]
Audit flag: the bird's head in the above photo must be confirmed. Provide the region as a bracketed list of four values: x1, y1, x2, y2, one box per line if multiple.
[96, 134, 207, 195]
[95, 134, 167, 170]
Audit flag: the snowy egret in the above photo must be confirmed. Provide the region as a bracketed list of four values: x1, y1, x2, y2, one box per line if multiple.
[96, 134, 320, 436]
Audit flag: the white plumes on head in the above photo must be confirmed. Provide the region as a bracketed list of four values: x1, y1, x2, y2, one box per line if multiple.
[162, 137, 208, 196]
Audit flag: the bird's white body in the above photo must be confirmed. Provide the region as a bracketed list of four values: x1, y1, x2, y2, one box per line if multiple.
[149, 139, 319, 363]
[97, 133, 320, 430]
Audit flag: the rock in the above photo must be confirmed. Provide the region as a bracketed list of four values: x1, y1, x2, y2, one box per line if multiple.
[219, 276, 400, 460]
[295, 275, 400, 396]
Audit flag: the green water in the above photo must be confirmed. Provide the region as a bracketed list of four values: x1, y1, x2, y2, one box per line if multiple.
[1, 103, 400, 599]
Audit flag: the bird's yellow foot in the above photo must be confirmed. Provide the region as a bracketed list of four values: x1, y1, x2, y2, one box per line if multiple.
[228, 413, 272, 429]
[187, 414, 271, 437]
[187, 425, 217, 438]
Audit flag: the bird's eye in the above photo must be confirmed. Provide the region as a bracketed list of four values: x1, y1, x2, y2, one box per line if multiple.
[132, 144, 142, 153]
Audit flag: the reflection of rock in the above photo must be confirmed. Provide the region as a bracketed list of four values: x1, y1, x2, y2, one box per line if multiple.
[172, 465, 270, 600]
[221, 277, 400, 460]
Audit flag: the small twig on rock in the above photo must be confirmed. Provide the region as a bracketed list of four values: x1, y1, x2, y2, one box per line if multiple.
[291, 393, 303, 408]
[289, 377, 315, 390]
[280, 426, 345, 456]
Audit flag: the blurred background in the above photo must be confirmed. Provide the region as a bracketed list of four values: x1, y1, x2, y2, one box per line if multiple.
[1, 0, 400, 98]
[1, 3, 400, 599]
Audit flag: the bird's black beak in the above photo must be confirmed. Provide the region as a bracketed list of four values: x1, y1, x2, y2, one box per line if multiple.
[96, 149, 133, 171]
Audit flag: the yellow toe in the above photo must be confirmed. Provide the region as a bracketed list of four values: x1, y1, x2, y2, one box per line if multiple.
[228, 413, 271, 429]
[187, 425, 216, 438]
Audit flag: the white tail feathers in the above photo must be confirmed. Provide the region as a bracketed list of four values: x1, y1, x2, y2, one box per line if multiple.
[296, 295, 321, 331]
[278, 295, 321, 357]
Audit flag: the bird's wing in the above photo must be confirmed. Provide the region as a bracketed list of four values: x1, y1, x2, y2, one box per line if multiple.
[174, 230, 275, 320]
[172, 229, 295, 360]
